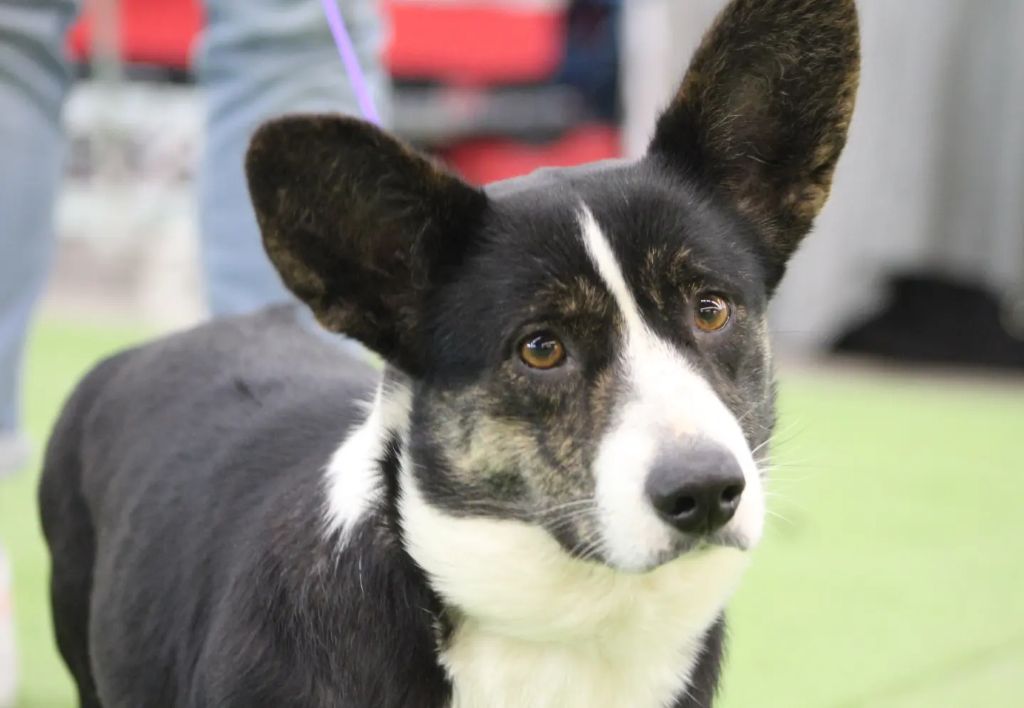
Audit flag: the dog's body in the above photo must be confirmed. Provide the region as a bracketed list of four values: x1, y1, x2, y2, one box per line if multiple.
[41, 305, 728, 708]
[41, 1, 860, 706]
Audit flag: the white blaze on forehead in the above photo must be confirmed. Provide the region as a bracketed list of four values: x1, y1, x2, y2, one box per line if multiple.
[577, 206, 649, 335]
[577, 204, 765, 570]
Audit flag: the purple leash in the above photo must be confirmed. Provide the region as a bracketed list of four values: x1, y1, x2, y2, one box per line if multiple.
[320, 0, 383, 126]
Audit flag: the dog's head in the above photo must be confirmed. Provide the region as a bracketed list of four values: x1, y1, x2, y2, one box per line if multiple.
[247, 0, 858, 583]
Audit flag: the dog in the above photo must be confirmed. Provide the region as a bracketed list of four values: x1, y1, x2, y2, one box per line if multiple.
[40, 1, 860, 705]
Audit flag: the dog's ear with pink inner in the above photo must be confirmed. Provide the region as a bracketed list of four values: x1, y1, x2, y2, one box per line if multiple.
[245, 115, 487, 373]
[649, 0, 860, 290]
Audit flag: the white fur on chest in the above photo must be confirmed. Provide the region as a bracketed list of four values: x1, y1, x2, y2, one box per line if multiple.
[401, 472, 748, 708]
[442, 601, 712, 708]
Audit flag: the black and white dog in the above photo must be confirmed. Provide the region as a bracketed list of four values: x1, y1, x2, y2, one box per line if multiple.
[40, 1, 860, 705]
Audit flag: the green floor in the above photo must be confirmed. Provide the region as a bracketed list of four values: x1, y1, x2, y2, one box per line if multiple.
[1, 320, 1022, 707]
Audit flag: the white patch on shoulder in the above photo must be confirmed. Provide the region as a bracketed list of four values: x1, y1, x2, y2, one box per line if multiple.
[400, 465, 747, 708]
[323, 371, 412, 540]
[577, 205, 765, 571]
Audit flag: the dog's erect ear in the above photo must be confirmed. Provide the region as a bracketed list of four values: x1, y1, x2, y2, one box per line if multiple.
[246, 115, 487, 372]
[649, 0, 860, 289]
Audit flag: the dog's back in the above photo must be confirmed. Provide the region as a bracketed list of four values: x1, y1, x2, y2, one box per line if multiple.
[40, 306, 388, 706]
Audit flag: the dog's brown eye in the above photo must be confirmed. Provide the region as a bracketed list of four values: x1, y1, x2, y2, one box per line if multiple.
[694, 295, 731, 332]
[519, 333, 566, 370]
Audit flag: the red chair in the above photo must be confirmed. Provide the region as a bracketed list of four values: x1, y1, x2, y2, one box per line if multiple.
[68, 0, 203, 69]
[68, 0, 560, 82]
[67, 0, 620, 182]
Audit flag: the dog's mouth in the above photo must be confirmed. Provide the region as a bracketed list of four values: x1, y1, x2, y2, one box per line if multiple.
[631, 529, 749, 570]
[547, 520, 750, 572]
[679, 528, 750, 554]
[684, 528, 749, 549]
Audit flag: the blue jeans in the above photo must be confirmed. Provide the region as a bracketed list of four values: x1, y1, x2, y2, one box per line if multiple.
[197, 0, 389, 316]
[0, 0, 388, 436]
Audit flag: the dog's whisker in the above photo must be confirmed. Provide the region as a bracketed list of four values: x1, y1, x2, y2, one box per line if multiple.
[566, 527, 604, 563]
[764, 424, 806, 451]
[735, 402, 765, 426]
[543, 510, 598, 532]
[750, 437, 775, 457]
[764, 509, 796, 527]
[530, 499, 597, 518]
[575, 536, 605, 564]
[755, 459, 818, 472]
[762, 472, 818, 483]
[762, 490, 810, 518]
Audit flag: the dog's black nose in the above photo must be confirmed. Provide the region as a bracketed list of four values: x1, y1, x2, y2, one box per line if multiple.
[646, 441, 745, 535]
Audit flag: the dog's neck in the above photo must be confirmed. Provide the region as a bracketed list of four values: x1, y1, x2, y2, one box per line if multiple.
[401, 462, 745, 708]
[323, 367, 746, 708]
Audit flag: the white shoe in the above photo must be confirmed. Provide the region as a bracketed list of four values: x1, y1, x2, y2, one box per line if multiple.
[0, 433, 30, 480]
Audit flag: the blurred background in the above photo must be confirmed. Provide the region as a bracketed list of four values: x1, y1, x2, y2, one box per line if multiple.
[0, 1, 1021, 706]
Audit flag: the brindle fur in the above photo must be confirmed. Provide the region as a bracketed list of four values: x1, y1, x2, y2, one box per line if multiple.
[245, 0, 859, 572]
[42, 1, 860, 706]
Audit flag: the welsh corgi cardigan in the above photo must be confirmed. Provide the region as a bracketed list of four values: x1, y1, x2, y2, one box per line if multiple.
[41, 1, 860, 705]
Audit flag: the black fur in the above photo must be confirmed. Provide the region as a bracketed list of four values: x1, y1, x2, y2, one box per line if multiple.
[40, 306, 727, 707]
[41, 308, 452, 707]
[41, 1, 859, 705]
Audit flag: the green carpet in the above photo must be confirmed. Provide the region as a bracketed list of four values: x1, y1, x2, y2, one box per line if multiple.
[1, 320, 1021, 707]
[1, 321, 149, 708]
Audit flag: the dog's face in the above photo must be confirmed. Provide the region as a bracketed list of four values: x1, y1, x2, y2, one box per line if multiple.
[247, 0, 859, 576]
[401, 164, 775, 572]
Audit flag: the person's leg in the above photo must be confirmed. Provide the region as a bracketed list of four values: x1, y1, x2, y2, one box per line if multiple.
[197, 0, 390, 317]
[0, 0, 77, 475]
